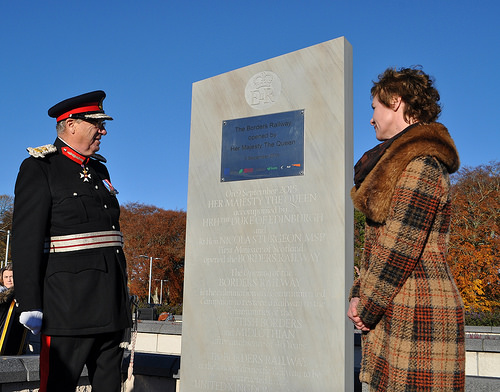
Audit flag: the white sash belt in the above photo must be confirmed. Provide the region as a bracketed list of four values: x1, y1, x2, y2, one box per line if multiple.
[45, 230, 123, 253]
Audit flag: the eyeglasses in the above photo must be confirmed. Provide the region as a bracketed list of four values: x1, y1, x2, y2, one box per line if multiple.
[85, 120, 106, 130]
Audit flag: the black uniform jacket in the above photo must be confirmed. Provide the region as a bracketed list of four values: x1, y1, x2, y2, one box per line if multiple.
[0, 287, 28, 355]
[12, 138, 132, 336]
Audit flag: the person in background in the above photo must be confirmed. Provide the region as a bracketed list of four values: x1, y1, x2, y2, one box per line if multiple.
[0, 264, 14, 290]
[12, 91, 131, 391]
[347, 66, 465, 391]
[0, 264, 13, 292]
[0, 264, 28, 355]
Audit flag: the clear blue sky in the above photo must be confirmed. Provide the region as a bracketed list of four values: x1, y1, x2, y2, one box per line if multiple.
[1, 1, 498, 210]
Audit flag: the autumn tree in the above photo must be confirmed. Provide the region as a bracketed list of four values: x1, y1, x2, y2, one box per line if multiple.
[447, 161, 500, 312]
[120, 202, 186, 305]
[0, 195, 13, 266]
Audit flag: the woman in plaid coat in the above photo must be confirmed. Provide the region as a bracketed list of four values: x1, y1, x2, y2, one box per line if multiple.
[347, 67, 465, 391]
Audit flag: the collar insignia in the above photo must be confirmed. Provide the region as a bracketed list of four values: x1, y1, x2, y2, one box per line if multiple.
[61, 147, 89, 165]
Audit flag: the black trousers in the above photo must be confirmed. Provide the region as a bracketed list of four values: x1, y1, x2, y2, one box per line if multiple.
[39, 331, 124, 392]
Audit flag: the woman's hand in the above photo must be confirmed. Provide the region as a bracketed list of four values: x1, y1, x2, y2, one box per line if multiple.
[347, 297, 370, 332]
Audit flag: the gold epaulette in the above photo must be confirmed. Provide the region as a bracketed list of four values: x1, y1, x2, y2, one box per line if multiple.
[27, 144, 57, 158]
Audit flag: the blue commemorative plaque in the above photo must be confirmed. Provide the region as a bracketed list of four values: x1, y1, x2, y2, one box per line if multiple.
[221, 110, 304, 182]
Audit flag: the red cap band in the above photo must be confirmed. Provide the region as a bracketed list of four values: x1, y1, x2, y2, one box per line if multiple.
[56, 103, 101, 122]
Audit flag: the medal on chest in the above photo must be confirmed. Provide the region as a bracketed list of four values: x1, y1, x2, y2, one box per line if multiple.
[80, 165, 92, 182]
[103, 179, 119, 195]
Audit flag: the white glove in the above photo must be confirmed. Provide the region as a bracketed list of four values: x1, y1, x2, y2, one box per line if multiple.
[20, 310, 43, 335]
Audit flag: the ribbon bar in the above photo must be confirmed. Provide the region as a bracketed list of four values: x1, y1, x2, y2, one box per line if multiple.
[45, 230, 123, 253]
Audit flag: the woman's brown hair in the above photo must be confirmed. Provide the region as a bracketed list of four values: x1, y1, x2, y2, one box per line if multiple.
[371, 66, 441, 123]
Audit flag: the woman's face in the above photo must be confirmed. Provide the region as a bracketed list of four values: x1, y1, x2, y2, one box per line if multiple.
[2, 270, 13, 288]
[370, 95, 402, 141]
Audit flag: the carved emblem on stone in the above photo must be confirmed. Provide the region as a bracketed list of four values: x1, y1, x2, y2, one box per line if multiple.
[245, 71, 281, 109]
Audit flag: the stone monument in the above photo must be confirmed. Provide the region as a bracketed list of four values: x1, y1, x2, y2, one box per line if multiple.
[181, 37, 354, 391]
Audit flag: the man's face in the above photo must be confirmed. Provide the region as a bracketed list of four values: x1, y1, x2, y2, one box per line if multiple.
[70, 119, 107, 155]
[2, 270, 13, 288]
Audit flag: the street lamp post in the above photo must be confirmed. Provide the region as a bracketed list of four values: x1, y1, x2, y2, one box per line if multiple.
[155, 279, 168, 304]
[139, 255, 161, 304]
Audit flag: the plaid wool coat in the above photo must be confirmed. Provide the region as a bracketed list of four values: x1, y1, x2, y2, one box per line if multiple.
[350, 123, 465, 391]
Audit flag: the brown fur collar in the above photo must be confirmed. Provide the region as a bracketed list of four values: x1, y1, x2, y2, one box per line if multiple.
[351, 122, 459, 224]
[0, 287, 15, 305]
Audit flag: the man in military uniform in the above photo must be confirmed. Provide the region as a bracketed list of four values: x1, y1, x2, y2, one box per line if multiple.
[12, 91, 131, 391]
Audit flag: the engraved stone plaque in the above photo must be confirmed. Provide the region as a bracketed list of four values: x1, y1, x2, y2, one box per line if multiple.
[182, 37, 353, 392]
[221, 110, 304, 182]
